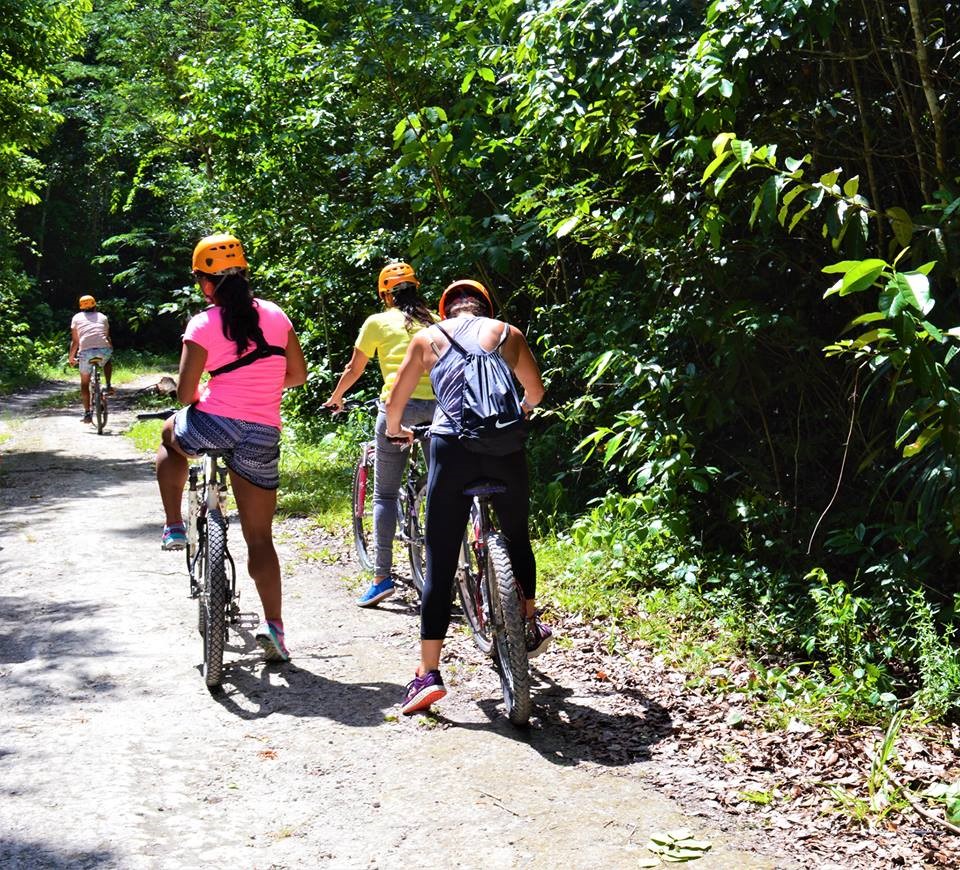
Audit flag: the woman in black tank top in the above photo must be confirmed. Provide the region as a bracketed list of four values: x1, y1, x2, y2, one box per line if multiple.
[383, 279, 552, 715]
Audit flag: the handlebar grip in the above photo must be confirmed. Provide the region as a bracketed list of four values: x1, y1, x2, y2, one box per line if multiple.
[136, 409, 177, 421]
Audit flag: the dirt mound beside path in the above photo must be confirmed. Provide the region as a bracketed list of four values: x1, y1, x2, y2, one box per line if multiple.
[0, 381, 797, 869]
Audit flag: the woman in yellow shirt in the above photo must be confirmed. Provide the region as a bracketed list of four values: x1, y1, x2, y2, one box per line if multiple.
[324, 262, 436, 606]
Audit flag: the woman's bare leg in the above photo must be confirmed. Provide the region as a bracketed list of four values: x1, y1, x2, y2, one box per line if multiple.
[157, 417, 189, 525]
[229, 471, 281, 623]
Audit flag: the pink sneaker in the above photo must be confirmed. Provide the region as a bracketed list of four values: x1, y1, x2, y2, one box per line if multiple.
[255, 621, 290, 662]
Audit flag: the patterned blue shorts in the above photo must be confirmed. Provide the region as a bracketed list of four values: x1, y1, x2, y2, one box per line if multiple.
[79, 347, 112, 375]
[174, 406, 281, 490]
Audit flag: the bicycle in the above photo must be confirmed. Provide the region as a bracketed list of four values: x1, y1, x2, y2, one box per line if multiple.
[138, 409, 239, 691]
[88, 355, 108, 435]
[342, 401, 430, 595]
[455, 481, 532, 726]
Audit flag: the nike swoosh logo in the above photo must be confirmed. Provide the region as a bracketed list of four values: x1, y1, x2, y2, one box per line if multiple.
[494, 419, 516, 429]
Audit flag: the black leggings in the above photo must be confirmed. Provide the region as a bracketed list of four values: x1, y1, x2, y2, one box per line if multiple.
[420, 435, 537, 640]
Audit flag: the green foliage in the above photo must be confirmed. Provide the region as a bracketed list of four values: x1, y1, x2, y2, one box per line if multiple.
[908, 590, 960, 719]
[277, 428, 353, 527]
[4, 0, 960, 725]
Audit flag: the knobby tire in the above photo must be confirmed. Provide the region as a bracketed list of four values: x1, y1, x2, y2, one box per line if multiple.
[488, 533, 531, 726]
[93, 370, 107, 434]
[202, 508, 228, 690]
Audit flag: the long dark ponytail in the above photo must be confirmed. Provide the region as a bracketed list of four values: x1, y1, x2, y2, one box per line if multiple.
[391, 282, 434, 332]
[208, 271, 262, 355]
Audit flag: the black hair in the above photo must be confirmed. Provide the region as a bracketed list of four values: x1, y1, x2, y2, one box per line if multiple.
[391, 282, 435, 331]
[204, 271, 263, 355]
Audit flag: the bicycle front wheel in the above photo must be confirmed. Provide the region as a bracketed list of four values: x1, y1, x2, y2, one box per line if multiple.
[201, 508, 228, 690]
[406, 480, 427, 596]
[351, 445, 375, 571]
[456, 503, 493, 654]
[488, 533, 531, 726]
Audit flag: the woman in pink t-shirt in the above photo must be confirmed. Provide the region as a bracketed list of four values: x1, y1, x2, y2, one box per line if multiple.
[155, 233, 307, 662]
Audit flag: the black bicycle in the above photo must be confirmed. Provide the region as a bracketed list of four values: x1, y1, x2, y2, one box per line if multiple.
[88, 355, 108, 434]
[455, 481, 532, 726]
[139, 409, 239, 690]
[343, 401, 430, 594]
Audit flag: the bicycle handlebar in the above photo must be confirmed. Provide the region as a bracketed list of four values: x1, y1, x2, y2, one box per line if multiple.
[323, 398, 378, 415]
[136, 409, 177, 421]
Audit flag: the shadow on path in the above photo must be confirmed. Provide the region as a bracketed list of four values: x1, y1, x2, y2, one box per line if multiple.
[206, 620, 402, 726]
[0, 838, 115, 869]
[429, 669, 673, 769]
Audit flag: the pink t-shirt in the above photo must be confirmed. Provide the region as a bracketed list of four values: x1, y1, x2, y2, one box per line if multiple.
[184, 298, 293, 429]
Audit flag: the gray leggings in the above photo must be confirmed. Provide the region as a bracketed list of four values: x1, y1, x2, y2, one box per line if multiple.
[373, 399, 435, 577]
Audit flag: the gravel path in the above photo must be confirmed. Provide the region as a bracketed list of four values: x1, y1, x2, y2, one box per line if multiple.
[0, 381, 797, 869]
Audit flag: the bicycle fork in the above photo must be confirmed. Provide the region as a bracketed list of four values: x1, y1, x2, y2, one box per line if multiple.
[472, 502, 495, 630]
[186, 460, 238, 616]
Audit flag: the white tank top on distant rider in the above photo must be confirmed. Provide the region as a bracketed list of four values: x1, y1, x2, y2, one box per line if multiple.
[71, 311, 110, 351]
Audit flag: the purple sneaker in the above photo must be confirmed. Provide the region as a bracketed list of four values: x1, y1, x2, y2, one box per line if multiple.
[526, 617, 553, 658]
[401, 670, 447, 715]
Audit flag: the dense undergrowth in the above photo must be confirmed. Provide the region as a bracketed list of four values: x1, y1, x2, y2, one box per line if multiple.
[281, 411, 960, 730]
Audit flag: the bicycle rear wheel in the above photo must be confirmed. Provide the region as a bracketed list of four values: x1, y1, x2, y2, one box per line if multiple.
[456, 503, 493, 654]
[406, 479, 427, 596]
[488, 532, 531, 726]
[351, 444, 375, 571]
[95, 387, 107, 434]
[201, 507, 228, 690]
[90, 369, 106, 434]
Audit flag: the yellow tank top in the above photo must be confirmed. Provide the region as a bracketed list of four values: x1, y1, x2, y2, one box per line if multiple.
[355, 308, 435, 401]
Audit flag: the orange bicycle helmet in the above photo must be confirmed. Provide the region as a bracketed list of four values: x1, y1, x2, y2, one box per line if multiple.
[78, 295, 96, 310]
[378, 262, 419, 304]
[438, 279, 494, 319]
[192, 233, 248, 275]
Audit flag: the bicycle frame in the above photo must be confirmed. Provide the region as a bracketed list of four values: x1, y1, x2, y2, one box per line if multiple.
[186, 452, 233, 590]
[351, 410, 430, 592]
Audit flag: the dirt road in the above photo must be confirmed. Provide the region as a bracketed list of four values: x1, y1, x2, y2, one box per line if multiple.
[0, 382, 796, 869]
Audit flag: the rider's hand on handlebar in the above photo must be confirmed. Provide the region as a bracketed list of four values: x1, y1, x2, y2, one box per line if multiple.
[386, 425, 415, 446]
[322, 397, 344, 413]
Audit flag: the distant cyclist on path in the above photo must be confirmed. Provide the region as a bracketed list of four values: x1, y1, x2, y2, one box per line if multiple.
[154, 233, 308, 662]
[324, 262, 436, 607]
[69, 294, 113, 424]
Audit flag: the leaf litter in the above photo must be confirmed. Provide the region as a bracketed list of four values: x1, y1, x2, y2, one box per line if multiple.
[494, 612, 960, 869]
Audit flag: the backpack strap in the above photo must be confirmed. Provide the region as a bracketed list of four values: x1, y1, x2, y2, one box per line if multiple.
[434, 320, 508, 355]
[431, 323, 466, 434]
[433, 322, 467, 355]
[208, 330, 286, 378]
